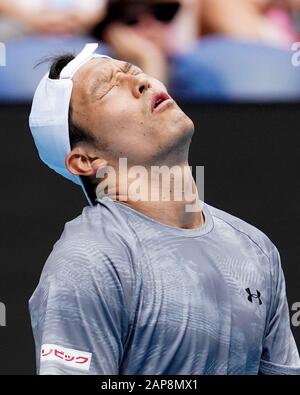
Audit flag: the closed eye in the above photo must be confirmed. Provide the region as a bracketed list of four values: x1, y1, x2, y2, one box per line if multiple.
[95, 64, 143, 101]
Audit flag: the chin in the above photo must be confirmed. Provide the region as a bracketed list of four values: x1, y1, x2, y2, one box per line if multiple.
[162, 116, 194, 160]
[184, 115, 195, 136]
[176, 112, 195, 139]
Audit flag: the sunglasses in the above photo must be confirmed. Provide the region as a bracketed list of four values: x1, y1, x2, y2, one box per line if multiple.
[114, 1, 181, 25]
[94, 0, 181, 38]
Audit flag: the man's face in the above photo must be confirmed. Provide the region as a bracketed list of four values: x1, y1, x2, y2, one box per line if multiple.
[71, 57, 194, 167]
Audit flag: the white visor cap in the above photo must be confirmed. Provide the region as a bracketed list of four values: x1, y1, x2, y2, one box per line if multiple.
[29, 43, 111, 206]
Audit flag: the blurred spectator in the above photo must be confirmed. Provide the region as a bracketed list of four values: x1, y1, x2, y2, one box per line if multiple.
[0, 0, 105, 41]
[201, 0, 300, 47]
[97, 0, 200, 85]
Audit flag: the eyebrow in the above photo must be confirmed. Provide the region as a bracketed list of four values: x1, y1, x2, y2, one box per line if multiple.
[122, 62, 133, 73]
[125, 62, 143, 74]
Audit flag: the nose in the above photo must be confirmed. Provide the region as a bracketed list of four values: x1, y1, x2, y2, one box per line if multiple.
[133, 75, 151, 98]
[119, 73, 152, 98]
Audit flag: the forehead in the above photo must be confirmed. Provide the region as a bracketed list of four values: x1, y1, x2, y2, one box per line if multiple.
[78, 56, 122, 78]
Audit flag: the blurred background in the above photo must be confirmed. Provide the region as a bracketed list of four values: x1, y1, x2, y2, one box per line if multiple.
[1, 0, 300, 101]
[0, 0, 300, 374]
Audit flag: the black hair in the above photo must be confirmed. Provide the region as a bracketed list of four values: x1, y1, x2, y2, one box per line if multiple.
[47, 53, 97, 203]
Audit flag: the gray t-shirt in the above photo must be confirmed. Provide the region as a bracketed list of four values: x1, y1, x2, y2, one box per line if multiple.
[29, 197, 300, 375]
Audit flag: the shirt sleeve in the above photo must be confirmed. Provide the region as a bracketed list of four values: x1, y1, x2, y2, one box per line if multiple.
[29, 236, 135, 375]
[259, 247, 300, 375]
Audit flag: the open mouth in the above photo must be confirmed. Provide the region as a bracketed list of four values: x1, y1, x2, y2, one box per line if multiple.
[152, 92, 172, 112]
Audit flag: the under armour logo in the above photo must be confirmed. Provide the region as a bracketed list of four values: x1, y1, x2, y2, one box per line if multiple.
[245, 288, 262, 305]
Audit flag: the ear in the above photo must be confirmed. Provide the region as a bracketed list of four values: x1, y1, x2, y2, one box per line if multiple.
[65, 146, 107, 177]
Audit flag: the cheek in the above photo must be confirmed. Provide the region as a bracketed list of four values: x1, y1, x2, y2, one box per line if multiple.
[90, 104, 153, 156]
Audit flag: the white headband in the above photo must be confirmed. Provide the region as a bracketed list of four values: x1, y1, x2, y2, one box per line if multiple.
[29, 43, 111, 206]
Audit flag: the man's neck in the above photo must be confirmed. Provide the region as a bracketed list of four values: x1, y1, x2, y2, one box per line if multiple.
[114, 161, 204, 230]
